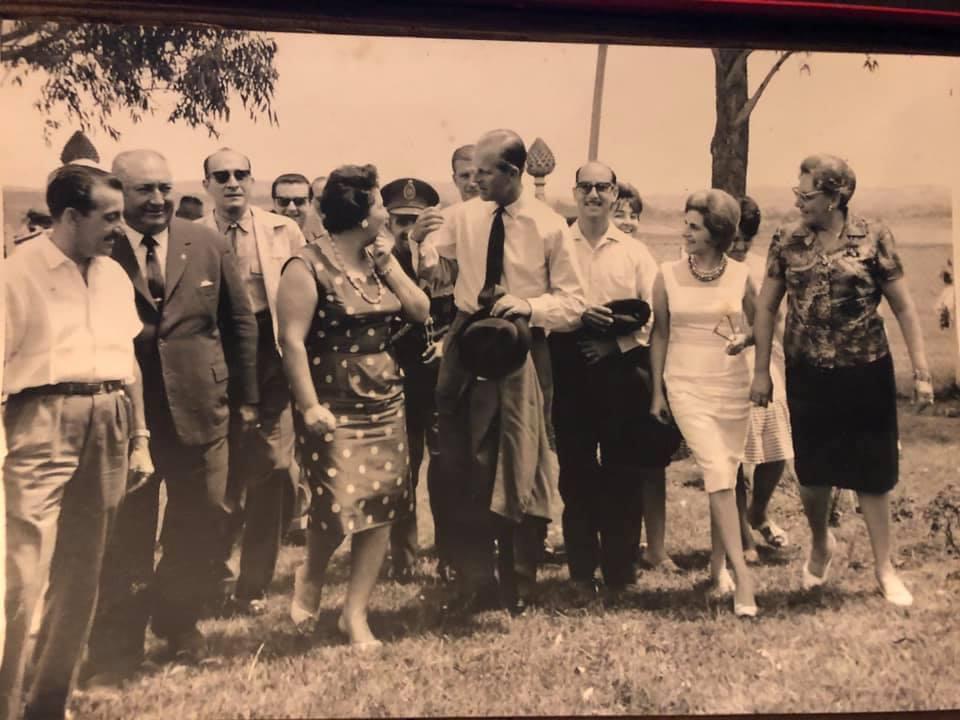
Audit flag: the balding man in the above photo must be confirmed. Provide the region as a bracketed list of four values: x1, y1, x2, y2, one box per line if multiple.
[83, 150, 258, 684]
[421, 129, 586, 615]
[198, 148, 305, 616]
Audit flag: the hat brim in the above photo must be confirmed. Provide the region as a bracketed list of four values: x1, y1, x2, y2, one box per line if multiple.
[387, 206, 426, 217]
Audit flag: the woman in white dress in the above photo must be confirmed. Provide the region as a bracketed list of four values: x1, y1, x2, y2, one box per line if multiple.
[649, 189, 758, 617]
[727, 197, 793, 560]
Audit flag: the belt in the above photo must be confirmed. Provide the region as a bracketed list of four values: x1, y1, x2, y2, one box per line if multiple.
[14, 380, 125, 399]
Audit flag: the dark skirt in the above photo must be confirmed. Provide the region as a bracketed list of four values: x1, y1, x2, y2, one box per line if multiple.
[786, 353, 898, 494]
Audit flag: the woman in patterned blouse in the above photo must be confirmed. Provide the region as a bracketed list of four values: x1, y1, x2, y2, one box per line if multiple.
[750, 154, 933, 607]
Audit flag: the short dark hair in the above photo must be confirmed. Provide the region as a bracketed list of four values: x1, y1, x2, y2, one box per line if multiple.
[615, 182, 642, 215]
[451, 145, 475, 172]
[203, 147, 251, 178]
[799, 154, 856, 210]
[738, 196, 761, 240]
[272, 173, 313, 200]
[684, 189, 741, 253]
[320, 164, 379, 234]
[46, 164, 122, 221]
[575, 163, 617, 186]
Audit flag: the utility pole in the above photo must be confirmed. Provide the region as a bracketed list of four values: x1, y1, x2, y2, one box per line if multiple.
[588, 44, 608, 161]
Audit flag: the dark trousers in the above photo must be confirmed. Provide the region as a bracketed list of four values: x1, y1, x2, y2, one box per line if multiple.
[436, 314, 550, 602]
[86, 401, 228, 671]
[222, 313, 294, 602]
[390, 361, 451, 573]
[1, 391, 128, 720]
[549, 333, 642, 588]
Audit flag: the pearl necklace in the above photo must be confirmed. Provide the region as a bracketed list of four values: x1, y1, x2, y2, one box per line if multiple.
[688, 253, 727, 282]
[329, 236, 384, 305]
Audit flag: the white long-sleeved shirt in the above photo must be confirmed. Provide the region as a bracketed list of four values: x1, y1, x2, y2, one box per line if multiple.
[570, 221, 659, 351]
[420, 190, 586, 331]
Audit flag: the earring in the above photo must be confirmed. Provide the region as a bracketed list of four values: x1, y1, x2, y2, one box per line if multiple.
[827, 204, 835, 212]
[361, 219, 369, 229]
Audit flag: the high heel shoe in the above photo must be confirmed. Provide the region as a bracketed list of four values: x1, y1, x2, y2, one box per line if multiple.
[877, 573, 913, 607]
[733, 599, 758, 618]
[708, 567, 736, 599]
[290, 568, 320, 630]
[801, 531, 836, 590]
[337, 615, 383, 651]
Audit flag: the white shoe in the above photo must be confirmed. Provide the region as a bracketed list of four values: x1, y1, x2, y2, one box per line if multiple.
[877, 573, 913, 607]
[801, 532, 836, 590]
[709, 567, 736, 599]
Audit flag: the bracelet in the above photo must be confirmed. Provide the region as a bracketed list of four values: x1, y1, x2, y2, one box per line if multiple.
[378, 260, 396, 278]
[913, 369, 932, 383]
[131, 429, 151, 439]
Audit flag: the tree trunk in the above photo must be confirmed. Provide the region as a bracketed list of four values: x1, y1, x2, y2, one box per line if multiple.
[711, 49, 750, 197]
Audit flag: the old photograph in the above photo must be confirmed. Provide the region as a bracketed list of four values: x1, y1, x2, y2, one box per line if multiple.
[1, 11, 959, 718]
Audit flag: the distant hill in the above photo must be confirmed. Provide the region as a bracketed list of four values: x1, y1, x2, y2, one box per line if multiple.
[5, 182, 951, 255]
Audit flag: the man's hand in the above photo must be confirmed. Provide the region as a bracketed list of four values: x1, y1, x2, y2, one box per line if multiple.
[490, 294, 532, 320]
[581, 305, 614, 332]
[578, 337, 618, 365]
[409, 208, 444, 244]
[127, 438, 155, 493]
[421, 340, 444, 365]
[238, 403, 260, 432]
[649, 393, 672, 425]
[303, 404, 338, 435]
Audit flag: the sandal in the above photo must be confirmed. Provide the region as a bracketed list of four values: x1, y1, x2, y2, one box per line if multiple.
[754, 519, 789, 549]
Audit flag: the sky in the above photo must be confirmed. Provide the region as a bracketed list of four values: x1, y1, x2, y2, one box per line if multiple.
[1, 29, 959, 199]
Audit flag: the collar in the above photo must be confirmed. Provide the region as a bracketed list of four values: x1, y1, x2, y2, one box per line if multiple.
[215, 208, 252, 235]
[494, 186, 528, 219]
[571, 220, 629, 249]
[39, 234, 73, 270]
[123, 222, 170, 248]
[792, 213, 867, 247]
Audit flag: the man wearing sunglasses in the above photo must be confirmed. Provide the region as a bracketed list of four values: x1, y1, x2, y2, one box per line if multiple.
[271, 173, 312, 230]
[199, 148, 306, 617]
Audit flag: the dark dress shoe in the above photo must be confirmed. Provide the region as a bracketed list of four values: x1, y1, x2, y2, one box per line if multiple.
[507, 596, 529, 617]
[167, 628, 207, 664]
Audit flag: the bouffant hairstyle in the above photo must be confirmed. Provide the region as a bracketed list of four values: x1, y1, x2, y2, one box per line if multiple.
[738, 195, 761, 240]
[320, 164, 380, 234]
[684, 189, 741, 253]
[46, 164, 123, 221]
[799, 154, 857, 210]
[616, 182, 643, 216]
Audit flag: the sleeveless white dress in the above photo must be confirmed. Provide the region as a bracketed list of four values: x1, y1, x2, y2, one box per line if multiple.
[662, 258, 751, 493]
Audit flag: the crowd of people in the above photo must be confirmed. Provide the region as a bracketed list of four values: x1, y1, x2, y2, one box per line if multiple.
[0, 128, 936, 719]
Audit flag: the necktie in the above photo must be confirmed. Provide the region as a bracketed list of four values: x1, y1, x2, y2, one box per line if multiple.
[142, 234, 164, 305]
[227, 222, 241, 253]
[479, 206, 506, 306]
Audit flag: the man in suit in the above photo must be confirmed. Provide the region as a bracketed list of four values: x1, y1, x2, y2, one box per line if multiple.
[83, 150, 259, 685]
[199, 148, 305, 614]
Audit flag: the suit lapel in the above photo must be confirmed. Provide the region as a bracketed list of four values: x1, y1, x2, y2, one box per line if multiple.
[113, 234, 156, 309]
[165, 224, 190, 301]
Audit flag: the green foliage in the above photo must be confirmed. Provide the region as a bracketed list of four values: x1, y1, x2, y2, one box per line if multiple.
[1, 20, 279, 142]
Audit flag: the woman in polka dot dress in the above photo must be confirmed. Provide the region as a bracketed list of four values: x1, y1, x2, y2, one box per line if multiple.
[278, 164, 429, 648]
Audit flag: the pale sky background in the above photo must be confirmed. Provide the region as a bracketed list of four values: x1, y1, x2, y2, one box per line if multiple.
[2, 30, 959, 198]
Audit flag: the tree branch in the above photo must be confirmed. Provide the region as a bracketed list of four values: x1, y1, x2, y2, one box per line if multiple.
[733, 50, 794, 128]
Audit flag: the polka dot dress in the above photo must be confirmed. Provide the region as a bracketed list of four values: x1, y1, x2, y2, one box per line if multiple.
[285, 244, 413, 537]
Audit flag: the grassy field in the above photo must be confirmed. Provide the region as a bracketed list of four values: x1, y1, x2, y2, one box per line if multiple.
[69, 400, 960, 718]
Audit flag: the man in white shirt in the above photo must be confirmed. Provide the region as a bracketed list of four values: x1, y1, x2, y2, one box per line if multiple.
[198, 148, 306, 615]
[549, 161, 677, 604]
[0, 164, 150, 720]
[422, 129, 586, 615]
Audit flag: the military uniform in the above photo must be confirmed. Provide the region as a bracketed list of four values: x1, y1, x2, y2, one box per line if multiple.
[381, 178, 457, 580]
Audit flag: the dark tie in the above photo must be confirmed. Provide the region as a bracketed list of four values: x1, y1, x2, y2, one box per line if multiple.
[142, 234, 165, 305]
[479, 206, 506, 306]
[227, 222, 241, 253]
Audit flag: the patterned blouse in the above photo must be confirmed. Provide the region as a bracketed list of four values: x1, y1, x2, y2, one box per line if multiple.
[765, 213, 904, 369]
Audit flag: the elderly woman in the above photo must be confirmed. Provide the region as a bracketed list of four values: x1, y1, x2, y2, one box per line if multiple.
[278, 164, 429, 647]
[650, 189, 758, 617]
[727, 197, 793, 560]
[751, 154, 932, 607]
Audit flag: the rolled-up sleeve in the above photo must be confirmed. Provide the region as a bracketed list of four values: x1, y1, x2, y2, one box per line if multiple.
[873, 222, 904, 284]
[527, 226, 586, 332]
[766, 228, 787, 280]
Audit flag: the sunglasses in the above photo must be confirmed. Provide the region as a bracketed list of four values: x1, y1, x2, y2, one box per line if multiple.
[792, 187, 825, 202]
[712, 315, 740, 342]
[209, 169, 251, 184]
[574, 181, 616, 195]
[275, 196, 308, 207]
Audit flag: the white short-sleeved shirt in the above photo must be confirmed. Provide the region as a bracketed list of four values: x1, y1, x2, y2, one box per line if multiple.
[3, 236, 142, 396]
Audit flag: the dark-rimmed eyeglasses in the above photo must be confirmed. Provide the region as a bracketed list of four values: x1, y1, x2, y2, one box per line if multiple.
[574, 181, 616, 195]
[792, 187, 825, 202]
[210, 169, 251, 184]
[274, 196, 308, 207]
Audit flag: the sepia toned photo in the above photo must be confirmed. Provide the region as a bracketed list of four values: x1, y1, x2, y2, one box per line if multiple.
[1, 7, 959, 718]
